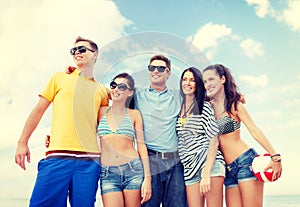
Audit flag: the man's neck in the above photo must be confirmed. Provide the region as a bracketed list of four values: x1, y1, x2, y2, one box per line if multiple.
[150, 84, 167, 93]
[78, 65, 94, 79]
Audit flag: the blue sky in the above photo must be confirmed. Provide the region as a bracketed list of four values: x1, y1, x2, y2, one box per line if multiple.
[1, 0, 299, 204]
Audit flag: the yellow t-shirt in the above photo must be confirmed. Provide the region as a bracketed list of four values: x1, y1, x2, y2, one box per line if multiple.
[40, 69, 108, 153]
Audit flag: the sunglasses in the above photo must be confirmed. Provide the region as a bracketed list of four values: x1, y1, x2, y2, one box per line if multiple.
[148, 65, 169, 73]
[110, 81, 131, 91]
[70, 46, 95, 55]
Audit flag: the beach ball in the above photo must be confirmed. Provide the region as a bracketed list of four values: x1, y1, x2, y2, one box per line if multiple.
[251, 153, 276, 182]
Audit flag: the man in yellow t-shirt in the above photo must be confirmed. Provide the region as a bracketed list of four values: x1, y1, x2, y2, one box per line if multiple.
[15, 36, 108, 207]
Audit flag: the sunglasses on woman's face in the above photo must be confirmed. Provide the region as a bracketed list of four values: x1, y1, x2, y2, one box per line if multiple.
[110, 81, 131, 91]
[70, 46, 95, 55]
[148, 65, 169, 73]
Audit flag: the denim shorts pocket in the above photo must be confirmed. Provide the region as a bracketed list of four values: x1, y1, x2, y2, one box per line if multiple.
[129, 159, 143, 174]
[238, 154, 255, 168]
[100, 167, 109, 179]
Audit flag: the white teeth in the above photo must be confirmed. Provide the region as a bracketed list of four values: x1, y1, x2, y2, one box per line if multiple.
[184, 86, 192, 90]
[112, 93, 120, 97]
[207, 87, 214, 92]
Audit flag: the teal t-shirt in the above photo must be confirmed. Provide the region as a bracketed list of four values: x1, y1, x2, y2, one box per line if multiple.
[135, 87, 181, 152]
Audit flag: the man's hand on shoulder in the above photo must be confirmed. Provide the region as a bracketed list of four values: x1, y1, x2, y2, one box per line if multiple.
[65, 66, 76, 74]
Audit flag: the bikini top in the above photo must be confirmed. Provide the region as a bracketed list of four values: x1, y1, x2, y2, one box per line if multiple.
[98, 107, 135, 139]
[216, 115, 241, 135]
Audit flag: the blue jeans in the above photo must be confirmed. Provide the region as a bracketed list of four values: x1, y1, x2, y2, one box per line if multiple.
[100, 158, 144, 194]
[142, 150, 187, 207]
[30, 157, 100, 207]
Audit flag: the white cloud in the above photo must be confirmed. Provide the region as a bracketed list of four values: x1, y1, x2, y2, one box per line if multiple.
[188, 22, 238, 59]
[0, 0, 132, 78]
[245, 0, 300, 32]
[0, 0, 131, 202]
[0, 0, 132, 138]
[188, 23, 265, 60]
[240, 38, 264, 58]
[281, 0, 300, 32]
[283, 99, 300, 107]
[188, 22, 235, 50]
[239, 74, 268, 88]
[277, 118, 300, 131]
[245, 0, 275, 18]
[279, 79, 300, 94]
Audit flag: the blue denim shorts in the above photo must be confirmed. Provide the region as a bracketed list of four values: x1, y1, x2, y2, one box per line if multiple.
[100, 158, 144, 195]
[185, 161, 225, 186]
[224, 148, 258, 189]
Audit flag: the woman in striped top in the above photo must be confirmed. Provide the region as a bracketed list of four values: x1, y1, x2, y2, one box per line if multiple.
[176, 67, 225, 207]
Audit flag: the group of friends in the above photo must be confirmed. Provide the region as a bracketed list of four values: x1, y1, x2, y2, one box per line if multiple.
[15, 36, 283, 207]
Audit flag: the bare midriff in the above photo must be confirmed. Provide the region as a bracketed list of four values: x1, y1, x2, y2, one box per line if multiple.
[219, 129, 250, 164]
[100, 134, 139, 166]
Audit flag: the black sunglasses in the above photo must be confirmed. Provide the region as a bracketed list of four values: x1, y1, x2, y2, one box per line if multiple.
[70, 46, 95, 55]
[110, 81, 131, 91]
[148, 65, 169, 73]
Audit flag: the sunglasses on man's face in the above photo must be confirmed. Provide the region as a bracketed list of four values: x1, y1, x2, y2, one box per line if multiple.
[148, 65, 169, 73]
[70, 46, 95, 55]
[110, 81, 131, 91]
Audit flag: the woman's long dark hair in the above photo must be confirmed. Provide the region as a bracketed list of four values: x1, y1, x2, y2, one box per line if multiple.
[203, 64, 241, 114]
[112, 72, 135, 109]
[179, 67, 205, 115]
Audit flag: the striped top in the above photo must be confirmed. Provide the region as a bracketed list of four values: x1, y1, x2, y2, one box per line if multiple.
[98, 107, 135, 139]
[176, 101, 225, 180]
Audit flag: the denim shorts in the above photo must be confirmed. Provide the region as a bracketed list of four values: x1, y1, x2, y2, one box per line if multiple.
[224, 148, 258, 189]
[185, 161, 225, 186]
[100, 158, 144, 195]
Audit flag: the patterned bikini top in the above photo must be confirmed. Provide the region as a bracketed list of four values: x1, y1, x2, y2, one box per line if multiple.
[97, 107, 135, 139]
[216, 115, 241, 135]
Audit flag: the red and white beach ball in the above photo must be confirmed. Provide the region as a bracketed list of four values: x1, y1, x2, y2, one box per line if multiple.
[251, 153, 276, 182]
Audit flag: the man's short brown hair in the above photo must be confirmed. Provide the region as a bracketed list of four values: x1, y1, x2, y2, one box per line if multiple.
[75, 36, 98, 52]
[149, 54, 171, 70]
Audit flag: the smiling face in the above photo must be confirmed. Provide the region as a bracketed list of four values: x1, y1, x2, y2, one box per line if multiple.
[181, 70, 196, 97]
[111, 77, 133, 103]
[148, 59, 171, 88]
[203, 69, 226, 98]
[72, 41, 97, 68]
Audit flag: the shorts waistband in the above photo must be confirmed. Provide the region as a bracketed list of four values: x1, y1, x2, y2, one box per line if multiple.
[45, 150, 100, 159]
[101, 158, 141, 170]
[226, 148, 257, 169]
[148, 149, 179, 160]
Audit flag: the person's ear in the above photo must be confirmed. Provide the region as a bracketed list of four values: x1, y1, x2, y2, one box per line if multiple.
[221, 75, 226, 84]
[128, 90, 134, 97]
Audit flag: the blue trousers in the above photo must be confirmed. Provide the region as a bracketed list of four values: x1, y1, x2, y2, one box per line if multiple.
[29, 157, 100, 207]
[142, 152, 187, 207]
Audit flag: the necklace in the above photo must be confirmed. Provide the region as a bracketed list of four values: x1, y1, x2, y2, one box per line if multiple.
[179, 101, 195, 126]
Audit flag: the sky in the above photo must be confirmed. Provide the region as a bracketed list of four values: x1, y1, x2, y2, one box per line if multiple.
[1, 0, 300, 204]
